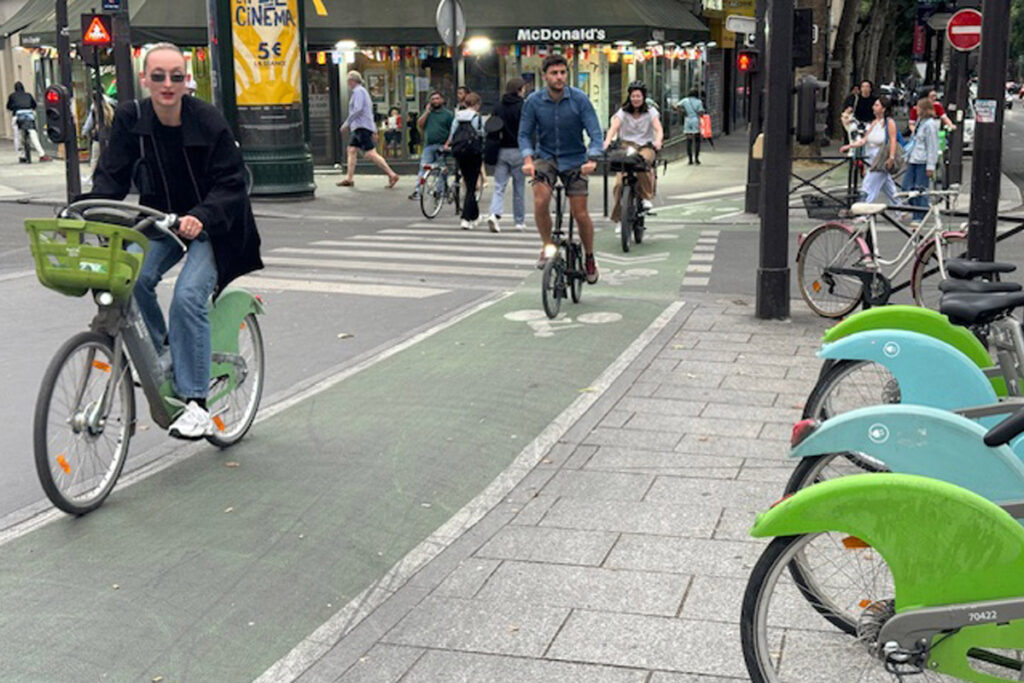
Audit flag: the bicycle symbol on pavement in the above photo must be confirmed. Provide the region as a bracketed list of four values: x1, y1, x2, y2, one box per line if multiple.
[601, 268, 659, 287]
[505, 309, 624, 338]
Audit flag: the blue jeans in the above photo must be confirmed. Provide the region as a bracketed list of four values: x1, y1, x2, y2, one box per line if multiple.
[488, 147, 525, 224]
[901, 163, 930, 220]
[415, 143, 442, 193]
[133, 235, 218, 399]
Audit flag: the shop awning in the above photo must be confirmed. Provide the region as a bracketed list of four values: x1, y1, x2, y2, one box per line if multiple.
[17, 0, 708, 48]
[307, 0, 709, 47]
[0, 0, 59, 42]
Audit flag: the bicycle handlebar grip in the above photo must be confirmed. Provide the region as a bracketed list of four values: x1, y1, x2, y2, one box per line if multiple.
[984, 406, 1024, 447]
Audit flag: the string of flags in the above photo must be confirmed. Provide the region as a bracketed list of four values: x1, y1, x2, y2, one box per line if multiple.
[309, 43, 706, 64]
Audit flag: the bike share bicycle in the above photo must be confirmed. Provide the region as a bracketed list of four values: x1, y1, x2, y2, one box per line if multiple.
[27, 199, 265, 515]
[606, 143, 655, 253]
[537, 169, 586, 319]
[418, 150, 482, 220]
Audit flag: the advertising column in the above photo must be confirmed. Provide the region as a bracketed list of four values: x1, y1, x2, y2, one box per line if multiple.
[230, 0, 314, 196]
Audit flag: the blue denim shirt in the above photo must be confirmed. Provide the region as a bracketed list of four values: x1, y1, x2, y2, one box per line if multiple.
[518, 86, 603, 172]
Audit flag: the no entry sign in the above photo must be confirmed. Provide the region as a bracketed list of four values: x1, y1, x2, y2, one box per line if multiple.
[947, 9, 982, 52]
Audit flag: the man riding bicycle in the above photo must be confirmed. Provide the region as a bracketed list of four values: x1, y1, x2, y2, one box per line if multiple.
[603, 80, 663, 223]
[519, 54, 604, 283]
[88, 42, 263, 439]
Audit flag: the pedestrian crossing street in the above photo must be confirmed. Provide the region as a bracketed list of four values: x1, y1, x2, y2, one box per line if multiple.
[233, 221, 543, 299]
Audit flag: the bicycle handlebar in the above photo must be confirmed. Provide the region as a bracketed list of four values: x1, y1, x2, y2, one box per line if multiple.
[62, 199, 186, 252]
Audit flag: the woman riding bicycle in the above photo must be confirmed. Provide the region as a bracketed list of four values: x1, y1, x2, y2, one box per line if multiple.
[88, 42, 263, 440]
[603, 81, 663, 223]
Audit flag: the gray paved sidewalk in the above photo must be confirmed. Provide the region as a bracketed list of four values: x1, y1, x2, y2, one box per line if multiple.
[280, 293, 830, 682]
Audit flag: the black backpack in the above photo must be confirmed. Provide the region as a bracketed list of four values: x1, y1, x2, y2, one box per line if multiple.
[450, 116, 482, 156]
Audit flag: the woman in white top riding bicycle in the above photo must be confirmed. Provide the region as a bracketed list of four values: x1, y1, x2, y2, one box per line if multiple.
[840, 96, 900, 206]
[603, 81, 663, 223]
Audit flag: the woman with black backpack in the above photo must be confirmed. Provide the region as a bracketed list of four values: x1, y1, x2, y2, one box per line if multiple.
[484, 78, 527, 233]
[443, 92, 485, 229]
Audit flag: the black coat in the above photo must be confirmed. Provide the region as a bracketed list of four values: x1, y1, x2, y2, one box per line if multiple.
[492, 93, 523, 148]
[89, 96, 263, 296]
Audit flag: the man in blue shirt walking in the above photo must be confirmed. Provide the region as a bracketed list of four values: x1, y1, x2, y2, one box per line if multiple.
[337, 70, 400, 189]
[519, 54, 603, 283]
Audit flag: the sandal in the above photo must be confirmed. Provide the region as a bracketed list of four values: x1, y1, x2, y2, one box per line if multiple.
[336, 179, 354, 187]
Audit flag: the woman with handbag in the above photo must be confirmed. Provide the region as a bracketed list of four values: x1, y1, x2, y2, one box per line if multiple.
[840, 96, 902, 205]
[675, 88, 705, 165]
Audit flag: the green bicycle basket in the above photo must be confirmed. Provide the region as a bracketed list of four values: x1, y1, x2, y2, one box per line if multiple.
[25, 218, 150, 300]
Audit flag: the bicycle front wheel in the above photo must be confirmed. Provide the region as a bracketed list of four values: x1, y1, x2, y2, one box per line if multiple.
[206, 314, 265, 448]
[619, 184, 633, 253]
[912, 233, 968, 311]
[796, 223, 866, 318]
[542, 253, 565, 319]
[34, 331, 134, 515]
[419, 168, 445, 219]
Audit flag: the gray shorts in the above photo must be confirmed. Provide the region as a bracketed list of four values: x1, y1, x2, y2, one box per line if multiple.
[533, 158, 589, 197]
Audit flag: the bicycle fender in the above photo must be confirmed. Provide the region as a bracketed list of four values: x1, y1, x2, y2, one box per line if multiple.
[913, 229, 967, 261]
[209, 287, 264, 356]
[818, 329, 998, 410]
[751, 473, 1024, 612]
[791, 404, 1024, 503]
[820, 304, 992, 370]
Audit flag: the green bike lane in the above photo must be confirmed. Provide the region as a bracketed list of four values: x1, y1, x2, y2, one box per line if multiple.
[0, 223, 701, 681]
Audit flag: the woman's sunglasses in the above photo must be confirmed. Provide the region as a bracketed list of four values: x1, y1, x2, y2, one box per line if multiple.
[149, 72, 186, 84]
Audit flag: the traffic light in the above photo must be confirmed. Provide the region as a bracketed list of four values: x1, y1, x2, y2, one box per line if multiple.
[737, 50, 759, 74]
[44, 85, 71, 143]
[795, 75, 829, 145]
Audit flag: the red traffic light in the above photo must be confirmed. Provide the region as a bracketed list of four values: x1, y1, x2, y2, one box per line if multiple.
[737, 50, 759, 73]
[45, 88, 61, 104]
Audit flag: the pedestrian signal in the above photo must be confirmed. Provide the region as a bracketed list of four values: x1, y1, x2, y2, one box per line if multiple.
[81, 14, 113, 47]
[44, 85, 71, 143]
[737, 50, 759, 74]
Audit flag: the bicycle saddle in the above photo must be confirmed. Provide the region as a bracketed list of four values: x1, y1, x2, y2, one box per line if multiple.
[946, 258, 1017, 279]
[940, 291, 1024, 327]
[849, 202, 888, 216]
[938, 279, 1022, 294]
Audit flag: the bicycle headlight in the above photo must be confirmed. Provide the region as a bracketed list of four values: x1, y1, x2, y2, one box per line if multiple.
[94, 291, 114, 307]
[543, 244, 558, 258]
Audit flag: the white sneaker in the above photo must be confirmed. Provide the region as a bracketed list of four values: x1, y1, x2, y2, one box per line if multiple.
[487, 215, 501, 233]
[460, 219, 473, 230]
[168, 400, 214, 440]
[641, 199, 654, 211]
[514, 223, 527, 232]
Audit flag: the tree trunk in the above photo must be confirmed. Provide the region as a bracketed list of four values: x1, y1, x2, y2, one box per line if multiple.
[828, 0, 861, 139]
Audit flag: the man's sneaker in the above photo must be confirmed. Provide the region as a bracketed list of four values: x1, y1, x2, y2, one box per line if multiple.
[408, 191, 419, 200]
[536, 248, 549, 269]
[514, 223, 527, 232]
[585, 254, 599, 284]
[168, 401, 214, 440]
[460, 219, 473, 230]
[487, 214, 501, 233]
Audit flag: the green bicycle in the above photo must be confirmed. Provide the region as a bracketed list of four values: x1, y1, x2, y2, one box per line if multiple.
[28, 199, 265, 515]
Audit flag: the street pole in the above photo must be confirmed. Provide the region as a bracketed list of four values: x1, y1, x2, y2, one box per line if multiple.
[755, 0, 794, 319]
[945, 48, 968, 186]
[111, 0, 135, 103]
[967, 0, 1010, 261]
[55, 0, 81, 201]
[91, 47, 108, 154]
[451, 0, 459, 101]
[744, 0, 766, 214]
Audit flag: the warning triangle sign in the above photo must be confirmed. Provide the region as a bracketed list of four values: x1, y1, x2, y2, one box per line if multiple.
[82, 15, 112, 47]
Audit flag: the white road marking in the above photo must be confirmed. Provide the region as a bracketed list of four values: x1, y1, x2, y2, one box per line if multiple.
[231, 276, 449, 299]
[312, 239, 537, 256]
[667, 185, 747, 200]
[379, 228, 537, 241]
[272, 247, 530, 267]
[262, 256, 525, 279]
[689, 253, 715, 262]
[681, 276, 710, 286]
[686, 264, 713, 273]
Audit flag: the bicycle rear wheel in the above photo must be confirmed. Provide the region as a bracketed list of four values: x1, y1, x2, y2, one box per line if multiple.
[569, 242, 583, 303]
[796, 223, 866, 318]
[542, 252, 565, 319]
[911, 234, 968, 311]
[206, 314, 265, 448]
[34, 331, 134, 515]
[419, 168, 445, 219]
[619, 184, 633, 253]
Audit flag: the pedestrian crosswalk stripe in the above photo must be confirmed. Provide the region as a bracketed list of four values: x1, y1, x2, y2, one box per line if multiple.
[690, 253, 714, 262]
[686, 264, 712, 273]
[379, 228, 537, 242]
[273, 247, 531, 267]
[232, 276, 450, 299]
[263, 256, 525, 279]
[312, 239, 537, 256]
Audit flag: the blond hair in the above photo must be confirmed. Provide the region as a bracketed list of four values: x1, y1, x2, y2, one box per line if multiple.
[143, 42, 185, 72]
